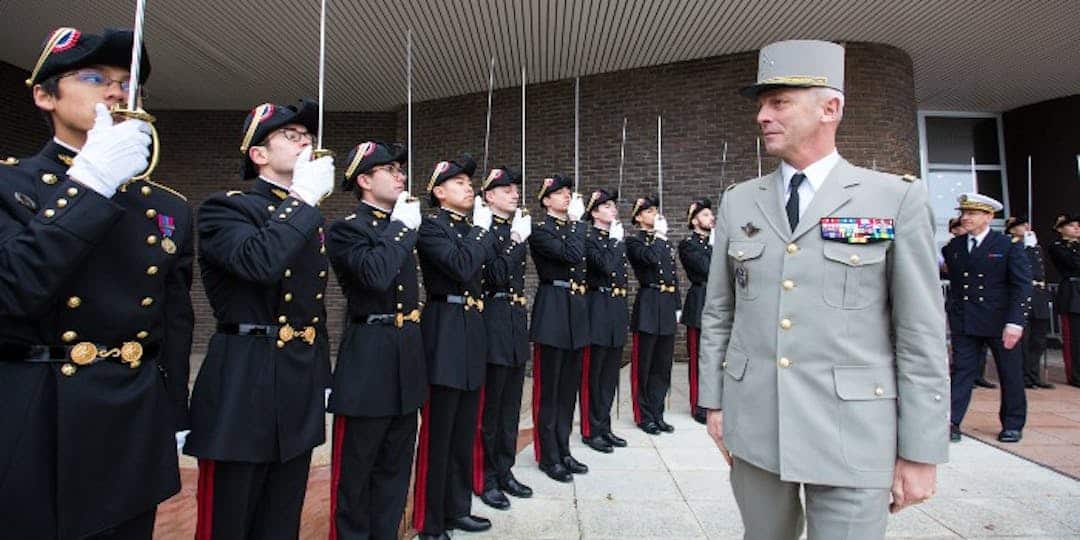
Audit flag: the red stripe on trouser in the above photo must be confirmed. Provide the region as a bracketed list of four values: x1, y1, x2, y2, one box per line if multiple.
[687, 327, 700, 411]
[532, 344, 542, 463]
[631, 332, 641, 424]
[579, 346, 592, 438]
[1063, 315, 1074, 385]
[471, 386, 486, 495]
[411, 399, 433, 531]
[195, 459, 216, 540]
[328, 415, 347, 540]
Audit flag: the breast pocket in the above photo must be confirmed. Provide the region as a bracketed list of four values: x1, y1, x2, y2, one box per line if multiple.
[822, 242, 889, 309]
[728, 241, 766, 300]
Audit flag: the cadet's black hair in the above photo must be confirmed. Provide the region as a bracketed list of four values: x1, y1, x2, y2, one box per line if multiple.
[35, 75, 62, 131]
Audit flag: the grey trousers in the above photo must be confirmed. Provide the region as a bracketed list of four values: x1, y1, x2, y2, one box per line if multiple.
[730, 458, 890, 540]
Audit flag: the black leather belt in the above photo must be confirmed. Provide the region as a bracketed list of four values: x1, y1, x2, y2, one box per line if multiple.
[351, 309, 421, 328]
[541, 279, 587, 294]
[429, 294, 484, 312]
[487, 291, 528, 305]
[646, 283, 677, 293]
[4, 342, 159, 376]
[591, 286, 628, 297]
[217, 322, 317, 345]
[690, 282, 706, 287]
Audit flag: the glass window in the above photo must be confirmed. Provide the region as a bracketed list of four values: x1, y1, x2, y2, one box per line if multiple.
[925, 117, 1000, 165]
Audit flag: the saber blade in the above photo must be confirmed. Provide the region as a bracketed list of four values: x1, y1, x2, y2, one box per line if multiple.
[482, 56, 495, 174]
[316, 0, 328, 149]
[126, 0, 148, 108]
[407, 29, 413, 193]
[618, 117, 627, 200]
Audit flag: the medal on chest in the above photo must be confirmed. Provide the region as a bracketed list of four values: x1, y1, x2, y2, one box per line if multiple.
[157, 214, 177, 254]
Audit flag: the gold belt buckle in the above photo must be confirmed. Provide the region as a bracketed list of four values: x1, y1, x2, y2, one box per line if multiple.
[469, 297, 484, 312]
[69, 341, 143, 368]
[69, 342, 98, 366]
[301, 326, 316, 345]
[278, 324, 296, 343]
[120, 341, 144, 368]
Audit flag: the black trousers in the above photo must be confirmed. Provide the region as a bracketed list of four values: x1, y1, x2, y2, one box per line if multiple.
[1022, 317, 1051, 385]
[580, 345, 623, 438]
[330, 412, 418, 540]
[85, 509, 156, 539]
[480, 363, 525, 491]
[631, 332, 674, 426]
[950, 333, 1027, 431]
[1063, 312, 1080, 385]
[531, 345, 582, 467]
[195, 450, 313, 540]
[412, 384, 480, 535]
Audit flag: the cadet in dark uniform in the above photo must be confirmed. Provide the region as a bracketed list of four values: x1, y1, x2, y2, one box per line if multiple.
[411, 156, 495, 539]
[678, 198, 714, 425]
[325, 141, 425, 539]
[0, 27, 193, 540]
[474, 166, 534, 510]
[943, 194, 1031, 443]
[1005, 216, 1055, 389]
[1047, 214, 1080, 387]
[529, 175, 591, 482]
[185, 99, 334, 539]
[579, 188, 630, 454]
[626, 195, 679, 435]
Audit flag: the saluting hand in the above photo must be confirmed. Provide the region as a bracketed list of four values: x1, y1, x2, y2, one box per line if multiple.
[67, 103, 152, 197]
[568, 192, 586, 222]
[391, 191, 421, 230]
[290, 146, 335, 206]
[472, 196, 493, 231]
[609, 220, 625, 242]
[654, 215, 669, 240]
[511, 208, 532, 242]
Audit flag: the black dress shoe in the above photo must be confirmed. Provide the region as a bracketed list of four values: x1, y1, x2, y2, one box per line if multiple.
[562, 455, 589, 474]
[480, 487, 510, 510]
[997, 429, 1022, 443]
[500, 475, 533, 498]
[1035, 381, 1056, 389]
[583, 436, 614, 453]
[418, 533, 450, 540]
[950, 424, 961, 443]
[657, 419, 675, 433]
[692, 410, 707, 425]
[446, 515, 492, 532]
[539, 462, 573, 482]
[602, 432, 628, 447]
[974, 378, 997, 389]
[639, 422, 661, 435]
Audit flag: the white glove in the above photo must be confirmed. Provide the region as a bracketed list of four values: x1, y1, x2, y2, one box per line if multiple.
[510, 208, 532, 242]
[390, 191, 421, 230]
[609, 220, 625, 242]
[175, 430, 190, 453]
[472, 196, 493, 231]
[654, 215, 669, 240]
[708, 228, 715, 246]
[290, 146, 335, 206]
[67, 103, 152, 197]
[568, 192, 586, 222]
[1024, 230, 1038, 248]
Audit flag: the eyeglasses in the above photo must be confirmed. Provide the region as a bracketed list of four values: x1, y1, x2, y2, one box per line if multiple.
[269, 127, 315, 145]
[372, 163, 405, 176]
[60, 69, 148, 99]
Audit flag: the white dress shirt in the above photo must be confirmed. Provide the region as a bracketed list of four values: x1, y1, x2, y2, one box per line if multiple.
[779, 149, 841, 219]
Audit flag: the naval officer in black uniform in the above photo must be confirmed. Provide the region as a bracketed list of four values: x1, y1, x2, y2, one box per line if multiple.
[944, 193, 1031, 443]
[411, 156, 495, 539]
[626, 195, 679, 435]
[679, 198, 714, 425]
[578, 188, 630, 453]
[326, 141, 426, 539]
[529, 175, 592, 481]
[185, 99, 334, 538]
[0, 27, 194, 540]
[474, 166, 534, 510]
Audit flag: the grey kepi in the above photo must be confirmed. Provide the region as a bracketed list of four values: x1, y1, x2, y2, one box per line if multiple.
[741, 39, 845, 98]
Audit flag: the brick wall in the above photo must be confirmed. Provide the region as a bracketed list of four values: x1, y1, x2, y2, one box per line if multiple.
[0, 41, 918, 362]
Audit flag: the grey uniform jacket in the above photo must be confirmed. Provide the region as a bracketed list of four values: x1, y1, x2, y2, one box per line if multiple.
[697, 158, 949, 489]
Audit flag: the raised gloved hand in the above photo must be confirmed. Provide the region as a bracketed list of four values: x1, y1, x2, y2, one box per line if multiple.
[567, 192, 586, 222]
[472, 196, 493, 231]
[654, 214, 669, 240]
[1024, 230, 1038, 248]
[609, 220, 625, 242]
[511, 208, 532, 242]
[290, 146, 335, 206]
[67, 103, 152, 197]
[390, 191, 421, 230]
[709, 228, 715, 246]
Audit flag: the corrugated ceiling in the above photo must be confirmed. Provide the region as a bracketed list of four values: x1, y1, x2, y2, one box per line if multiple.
[0, 0, 1077, 112]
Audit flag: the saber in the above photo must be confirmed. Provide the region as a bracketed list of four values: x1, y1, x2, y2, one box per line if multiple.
[657, 115, 663, 215]
[315, 0, 328, 151]
[1027, 155, 1033, 222]
[574, 76, 580, 193]
[756, 136, 762, 178]
[719, 141, 728, 192]
[970, 156, 978, 192]
[407, 29, 413, 194]
[618, 117, 627, 200]
[520, 66, 527, 208]
[482, 56, 495, 174]
[115, 0, 159, 182]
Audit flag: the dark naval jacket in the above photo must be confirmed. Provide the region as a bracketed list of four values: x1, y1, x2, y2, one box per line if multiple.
[417, 207, 495, 390]
[326, 201, 427, 417]
[482, 214, 530, 366]
[1025, 244, 1052, 320]
[529, 214, 591, 350]
[185, 178, 330, 463]
[585, 226, 629, 348]
[1047, 237, 1080, 314]
[678, 231, 712, 328]
[942, 229, 1032, 337]
[0, 140, 194, 539]
[626, 230, 680, 336]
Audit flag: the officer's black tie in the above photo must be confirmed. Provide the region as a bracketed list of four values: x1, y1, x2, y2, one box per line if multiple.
[786, 172, 806, 231]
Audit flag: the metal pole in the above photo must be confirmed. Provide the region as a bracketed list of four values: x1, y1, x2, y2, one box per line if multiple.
[618, 117, 627, 200]
[657, 115, 663, 214]
[407, 29, 413, 194]
[574, 77, 580, 193]
[316, 0, 328, 150]
[482, 56, 495, 174]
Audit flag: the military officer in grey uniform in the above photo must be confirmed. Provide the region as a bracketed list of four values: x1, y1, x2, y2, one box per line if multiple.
[698, 40, 949, 539]
[1005, 216, 1055, 389]
[186, 99, 335, 539]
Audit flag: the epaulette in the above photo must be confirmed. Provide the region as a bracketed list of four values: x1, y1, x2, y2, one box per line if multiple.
[344, 213, 356, 221]
[145, 180, 188, 202]
[2, 157, 18, 166]
[226, 190, 244, 197]
[1011, 236, 1021, 243]
[900, 174, 919, 183]
[427, 213, 439, 219]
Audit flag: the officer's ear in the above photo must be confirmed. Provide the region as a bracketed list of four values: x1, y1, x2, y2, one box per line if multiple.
[356, 172, 374, 192]
[248, 145, 270, 168]
[432, 184, 447, 203]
